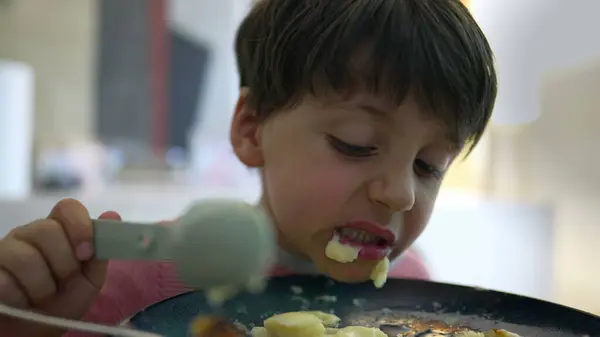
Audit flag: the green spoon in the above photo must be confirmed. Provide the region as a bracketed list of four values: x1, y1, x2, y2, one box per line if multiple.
[92, 199, 276, 290]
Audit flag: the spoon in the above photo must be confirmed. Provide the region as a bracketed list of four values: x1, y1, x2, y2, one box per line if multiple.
[0, 303, 163, 337]
[0, 199, 277, 336]
[93, 199, 276, 289]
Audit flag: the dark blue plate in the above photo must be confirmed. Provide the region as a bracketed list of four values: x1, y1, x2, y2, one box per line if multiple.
[124, 275, 600, 337]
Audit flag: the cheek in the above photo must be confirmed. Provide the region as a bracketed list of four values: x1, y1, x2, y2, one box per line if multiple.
[297, 167, 353, 208]
[265, 155, 359, 236]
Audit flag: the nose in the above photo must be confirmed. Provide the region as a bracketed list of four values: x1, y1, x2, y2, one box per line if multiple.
[368, 167, 416, 212]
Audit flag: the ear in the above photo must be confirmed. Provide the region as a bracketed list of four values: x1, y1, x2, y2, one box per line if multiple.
[230, 88, 264, 167]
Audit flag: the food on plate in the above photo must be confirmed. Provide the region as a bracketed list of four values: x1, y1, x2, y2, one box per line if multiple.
[263, 312, 327, 337]
[251, 311, 386, 337]
[189, 316, 245, 337]
[242, 311, 523, 337]
[188, 310, 523, 337]
[455, 330, 520, 337]
[485, 330, 521, 337]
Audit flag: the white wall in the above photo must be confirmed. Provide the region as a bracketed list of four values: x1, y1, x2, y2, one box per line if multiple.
[472, 0, 600, 74]
[515, 60, 600, 315]
[416, 192, 554, 301]
[168, 0, 251, 141]
[472, 0, 600, 315]
[0, 0, 97, 147]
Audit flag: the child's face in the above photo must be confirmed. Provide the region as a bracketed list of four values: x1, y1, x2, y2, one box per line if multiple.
[231, 91, 460, 283]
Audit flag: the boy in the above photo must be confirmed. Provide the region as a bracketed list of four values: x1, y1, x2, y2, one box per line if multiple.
[0, 0, 497, 336]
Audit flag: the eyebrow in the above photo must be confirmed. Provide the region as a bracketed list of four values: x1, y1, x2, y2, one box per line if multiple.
[357, 103, 463, 150]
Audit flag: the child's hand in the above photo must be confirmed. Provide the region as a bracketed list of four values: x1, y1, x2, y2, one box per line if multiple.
[0, 198, 121, 337]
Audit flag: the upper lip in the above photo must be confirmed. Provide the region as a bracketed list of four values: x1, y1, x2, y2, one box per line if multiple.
[338, 220, 397, 246]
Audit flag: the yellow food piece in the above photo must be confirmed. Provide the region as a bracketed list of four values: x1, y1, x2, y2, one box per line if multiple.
[455, 331, 486, 337]
[484, 329, 520, 337]
[250, 327, 270, 337]
[263, 312, 326, 337]
[189, 316, 243, 337]
[325, 235, 390, 289]
[369, 257, 390, 288]
[325, 235, 360, 263]
[303, 311, 340, 327]
[325, 327, 341, 335]
[254, 311, 388, 337]
[190, 316, 216, 334]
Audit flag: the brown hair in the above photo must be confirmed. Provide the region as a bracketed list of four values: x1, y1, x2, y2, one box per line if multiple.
[235, 0, 497, 151]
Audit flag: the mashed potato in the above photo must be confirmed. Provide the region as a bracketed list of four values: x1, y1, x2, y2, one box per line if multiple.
[251, 311, 385, 337]
[245, 311, 521, 337]
[325, 234, 390, 288]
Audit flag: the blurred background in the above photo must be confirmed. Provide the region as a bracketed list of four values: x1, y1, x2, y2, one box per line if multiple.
[0, 0, 599, 315]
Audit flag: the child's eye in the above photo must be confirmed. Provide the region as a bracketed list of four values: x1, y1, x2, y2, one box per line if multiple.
[414, 159, 444, 180]
[326, 135, 378, 158]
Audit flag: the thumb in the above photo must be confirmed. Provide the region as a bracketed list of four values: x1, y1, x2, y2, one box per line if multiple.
[83, 210, 122, 288]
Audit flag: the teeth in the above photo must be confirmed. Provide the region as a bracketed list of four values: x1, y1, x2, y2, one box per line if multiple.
[339, 228, 380, 244]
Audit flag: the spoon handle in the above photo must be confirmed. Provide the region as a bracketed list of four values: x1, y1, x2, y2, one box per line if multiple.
[0, 303, 163, 337]
[92, 219, 171, 260]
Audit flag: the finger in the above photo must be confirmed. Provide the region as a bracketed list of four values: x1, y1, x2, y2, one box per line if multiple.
[98, 210, 121, 221]
[47, 198, 94, 261]
[0, 268, 28, 308]
[83, 210, 122, 289]
[0, 239, 57, 304]
[10, 219, 79, 283]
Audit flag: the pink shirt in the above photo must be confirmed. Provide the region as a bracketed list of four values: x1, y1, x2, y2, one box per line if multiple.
[66, 250, 429, 337]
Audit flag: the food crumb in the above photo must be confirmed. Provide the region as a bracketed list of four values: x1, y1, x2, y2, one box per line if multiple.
[315, 295, 337, 303]
[352, 298, 367, 307]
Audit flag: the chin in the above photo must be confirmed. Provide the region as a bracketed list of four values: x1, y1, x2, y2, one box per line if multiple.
[312, 254, 378, 283]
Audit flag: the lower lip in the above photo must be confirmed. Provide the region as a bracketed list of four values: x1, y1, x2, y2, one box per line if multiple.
[338, 236, 391, 260]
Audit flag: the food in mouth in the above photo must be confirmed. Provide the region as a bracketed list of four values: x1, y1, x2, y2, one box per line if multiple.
[326, 223, 395, 261]
[325, 221, 395, 288]
[325, 233, 360, 263]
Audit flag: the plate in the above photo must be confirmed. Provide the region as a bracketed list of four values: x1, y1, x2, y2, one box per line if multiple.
[123, 276, 600, 337]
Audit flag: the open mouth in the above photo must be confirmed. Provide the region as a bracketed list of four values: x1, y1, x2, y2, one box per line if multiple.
[336, 228, 391, 247]
[325, 221, 396, 262]
[334, 220, 396, 248]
